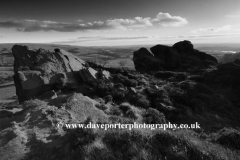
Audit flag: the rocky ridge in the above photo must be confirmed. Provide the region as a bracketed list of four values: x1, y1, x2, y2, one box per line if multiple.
[1, 42, 240, 160]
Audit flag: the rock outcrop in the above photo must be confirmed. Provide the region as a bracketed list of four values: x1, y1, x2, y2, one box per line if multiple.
[132, 48, 162, 72]
[12, 45, 100, 103]
[150, 45, 181, 70]
[173, 40, 194, 53]
[133, 40, 218, 72]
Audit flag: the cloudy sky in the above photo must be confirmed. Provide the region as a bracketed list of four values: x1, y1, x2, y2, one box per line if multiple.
[1, 0, 240, 46]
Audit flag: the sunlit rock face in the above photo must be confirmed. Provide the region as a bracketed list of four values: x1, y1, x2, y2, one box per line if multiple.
[12, 45, 88, 103]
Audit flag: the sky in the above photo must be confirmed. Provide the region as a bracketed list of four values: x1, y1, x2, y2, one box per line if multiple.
[1, 0, 240, 46]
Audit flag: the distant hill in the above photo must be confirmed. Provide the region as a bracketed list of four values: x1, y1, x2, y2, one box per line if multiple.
[1, 43, 240, 67]
[219, 52, 240, 63]
[196, 46, 240, 52]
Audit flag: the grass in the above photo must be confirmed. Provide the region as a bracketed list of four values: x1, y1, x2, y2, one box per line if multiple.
[26, 126, 240, 160]
[209, 128, 240, 150]
[12, 98, 239, 160]
[16, 99, 240, 160]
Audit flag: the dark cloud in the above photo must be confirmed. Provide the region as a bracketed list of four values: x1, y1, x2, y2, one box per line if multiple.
[0, 19, 112, 32]
[0, 20, 24, 30]
[0, 12, 188, 32]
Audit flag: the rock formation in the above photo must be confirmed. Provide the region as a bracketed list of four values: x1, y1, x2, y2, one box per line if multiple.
[133, 40, 218, 72]
[150, 44, 181, 70]
[12, 45, 105, 103]
[132, 48, 162, 71]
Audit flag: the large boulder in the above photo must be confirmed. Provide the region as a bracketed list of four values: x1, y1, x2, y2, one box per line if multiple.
[173, 40, 194, 53]
[173, 40, 218, 66]
[12, 45, 95, 103]
[133, 48, 153, 58]
[133, 40, 218, 72]
[150, 45, 180, 70]
[133, 48, 162, 72]
[79, 67, 98, 83]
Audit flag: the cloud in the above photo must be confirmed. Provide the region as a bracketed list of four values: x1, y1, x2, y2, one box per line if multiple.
[105, 17, 153, 29]
[0, 19, 112, 32]
[152, 12, 188, 27]
[0, 12, 188, 32]
[0, 20, 24, 28]
[191, 25, 232, 33]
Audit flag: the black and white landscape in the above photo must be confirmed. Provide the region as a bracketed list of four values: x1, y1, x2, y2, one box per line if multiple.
[1, 0, 240, 160]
